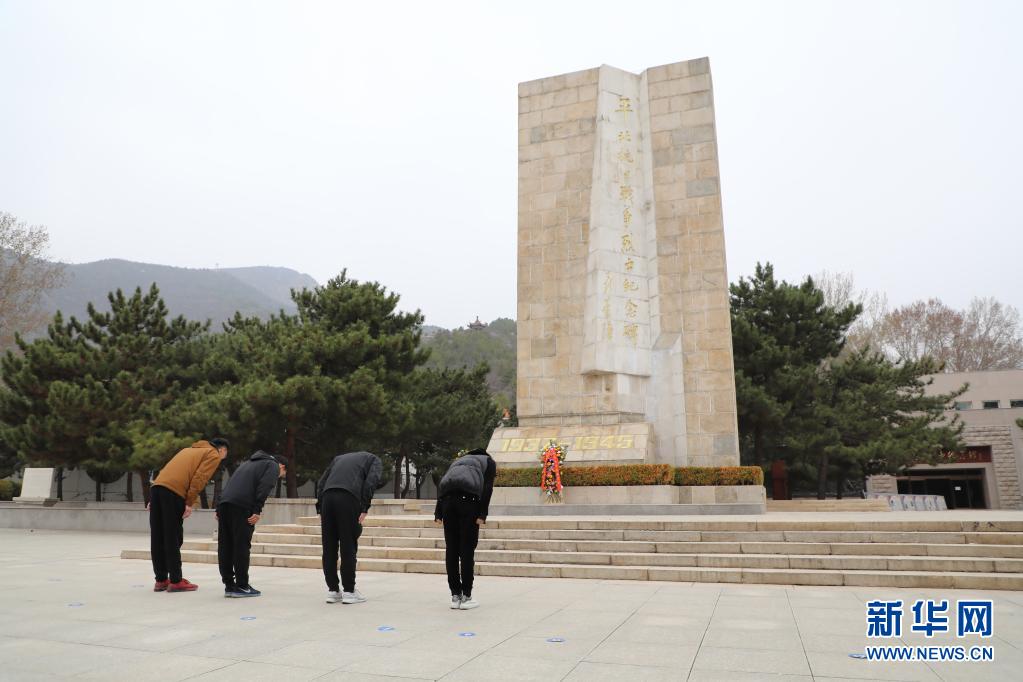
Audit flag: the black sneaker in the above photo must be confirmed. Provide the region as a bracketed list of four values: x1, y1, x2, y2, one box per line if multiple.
[224, 585, 243, 598]
[236, 585, 261, 597]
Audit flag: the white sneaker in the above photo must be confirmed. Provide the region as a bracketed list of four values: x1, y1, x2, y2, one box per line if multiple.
[460, 596, 479, 610]
[450, 594, 463, 609]
[326, 590, 342, 604]
[341, 589, 367, 604]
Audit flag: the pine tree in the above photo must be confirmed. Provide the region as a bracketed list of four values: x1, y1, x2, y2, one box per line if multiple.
[0, 312, 94, 476]
[0, 286, 208, 501]
[204, 272, 426, 497]
[388, 365, 498, 498]
[792, 350, 965, 498]
[730, 263, 860, 467]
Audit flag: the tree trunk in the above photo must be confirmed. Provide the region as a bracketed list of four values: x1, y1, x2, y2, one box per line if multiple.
[284, 427, 298, 498]
[392, 455, 403, 499]
[95, 476, 102, 502]
[275, 478, 282, 498]
[199, 488, 209, 509]
[816, 451, 829, 500]
[836, 471, 846, 500]
[212, 468, 224, 507]
[401, 458, 411, 499]
[753, 426, 764, 467]
[415, 473, 423, 499]
[125, 471, 134, 503]
[56, 467, 64, 501]
[137, 469, 151, 506]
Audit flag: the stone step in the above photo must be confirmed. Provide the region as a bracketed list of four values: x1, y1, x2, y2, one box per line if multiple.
[182, 540, 1023, 573]
[250, 533, 1023, 558]
[291, 516, 1023, 533]
[120, 548, 1023, 590]
[258, 524, 1023, 545]
[766, 499, 890, 511]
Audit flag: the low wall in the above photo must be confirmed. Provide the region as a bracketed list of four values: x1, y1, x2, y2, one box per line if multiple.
[0, 502, 217, 534]
[0, 497, 318, 533]
[492, 485, 765, 507]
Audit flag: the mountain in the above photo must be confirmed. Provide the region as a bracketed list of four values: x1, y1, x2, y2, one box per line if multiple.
[220, 266, 319, 308]
[31, 258, 520, 406]
[423, 317, 517, 407]
[39, 259, 318, 328]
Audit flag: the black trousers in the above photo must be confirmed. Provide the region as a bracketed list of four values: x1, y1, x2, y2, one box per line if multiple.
[217, 503, 255, 587]
[321, 489, 362, 592]
[149, 485, 185, 583]
[442, 494, 481, 597]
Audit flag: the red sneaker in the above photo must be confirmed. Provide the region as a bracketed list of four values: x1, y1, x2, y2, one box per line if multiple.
[167, 579, 198, 592]
[153, 580, 170, 592]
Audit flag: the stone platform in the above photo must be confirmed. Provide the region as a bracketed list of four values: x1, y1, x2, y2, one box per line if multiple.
[11, 528, 1023, 680]
[121, 512, 1023, 590]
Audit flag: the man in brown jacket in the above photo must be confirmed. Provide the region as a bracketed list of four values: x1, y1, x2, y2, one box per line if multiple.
[149, 438, 229, 592]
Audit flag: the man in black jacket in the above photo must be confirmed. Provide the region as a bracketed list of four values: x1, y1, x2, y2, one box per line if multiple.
[216, 451, 286, 597]
[316, 451, 383, 604]
[434, 449, 496, 610]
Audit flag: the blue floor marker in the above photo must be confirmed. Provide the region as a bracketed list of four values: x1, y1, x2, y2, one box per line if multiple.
[546, 637, 565, 643]
[67, 602, 83, 608]
[848, 653, 867, 659]
[458, 632, 476, 638]
[377, 626, 395, 632]
[240, 616, 257, 621]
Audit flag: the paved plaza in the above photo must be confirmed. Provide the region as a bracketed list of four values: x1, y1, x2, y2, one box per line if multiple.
[1, 528, 1022, 681]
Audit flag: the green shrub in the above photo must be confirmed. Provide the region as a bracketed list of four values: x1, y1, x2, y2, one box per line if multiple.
[496, 464, 672, 487]
[674, 466, 764, 486]
[0, 479, 19, 501]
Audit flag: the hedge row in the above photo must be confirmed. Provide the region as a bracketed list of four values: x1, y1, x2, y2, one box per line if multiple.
[494, 464, 763, 487]
[495, 464, 672, 487]
[674, 466, 764, 486]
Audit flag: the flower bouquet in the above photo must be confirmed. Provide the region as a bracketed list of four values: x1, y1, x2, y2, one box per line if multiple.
[539, 439, 567, 503]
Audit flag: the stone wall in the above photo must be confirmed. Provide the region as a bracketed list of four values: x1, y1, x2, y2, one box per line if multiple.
[963, 424, 1022, 510]
[646, 59, 738, 466]
[517, 67, 599, 425]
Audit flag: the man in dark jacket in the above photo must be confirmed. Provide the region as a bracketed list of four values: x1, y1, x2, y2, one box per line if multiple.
[434, 449, 496, 610]
[316, 451, 383, 604]
[216, 451, 286, 597]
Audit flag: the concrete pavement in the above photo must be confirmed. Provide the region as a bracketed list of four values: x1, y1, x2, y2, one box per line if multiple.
[2, 528, 1023, 681]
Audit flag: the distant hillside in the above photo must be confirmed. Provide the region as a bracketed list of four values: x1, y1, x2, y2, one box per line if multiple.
[423, 317, 516, 407]
[31, 259, 519, 405]
[39, 259, 318, 328]
[220, 266, 319, 308]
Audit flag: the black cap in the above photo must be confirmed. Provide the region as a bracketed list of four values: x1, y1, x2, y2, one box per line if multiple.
[210, 437, 230, 449]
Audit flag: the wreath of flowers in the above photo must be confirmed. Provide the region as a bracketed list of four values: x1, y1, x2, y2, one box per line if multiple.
[539, 439, 567, 503]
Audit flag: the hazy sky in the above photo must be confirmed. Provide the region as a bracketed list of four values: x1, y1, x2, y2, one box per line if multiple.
[0, 1, 1019, 329]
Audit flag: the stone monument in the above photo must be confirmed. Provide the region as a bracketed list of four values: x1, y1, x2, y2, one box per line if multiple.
[489, 58, 740, 470]
[13, 467, 58, 505]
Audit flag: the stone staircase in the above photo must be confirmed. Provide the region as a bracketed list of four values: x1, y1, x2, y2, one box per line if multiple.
[766, 498, 891, 512]
[121, 515, 1023, 589]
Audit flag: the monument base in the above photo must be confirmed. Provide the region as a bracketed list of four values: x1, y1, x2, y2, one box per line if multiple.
[11, 497, 58, 506]
[493, 484, 765, 509]
[488, 424, 653, 467]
